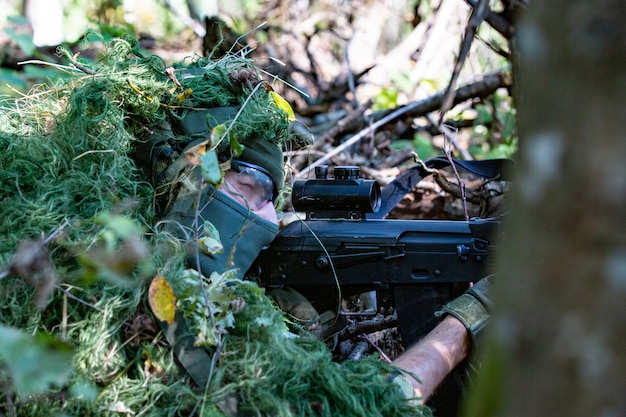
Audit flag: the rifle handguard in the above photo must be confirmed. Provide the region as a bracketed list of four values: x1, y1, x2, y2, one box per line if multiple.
[435, 275, 494, 345]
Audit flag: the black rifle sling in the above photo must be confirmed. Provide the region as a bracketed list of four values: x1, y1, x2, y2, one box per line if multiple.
[367, 157, 515, 219]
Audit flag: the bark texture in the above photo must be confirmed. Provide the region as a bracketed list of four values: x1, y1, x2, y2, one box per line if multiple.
[464, 1, 626, 416]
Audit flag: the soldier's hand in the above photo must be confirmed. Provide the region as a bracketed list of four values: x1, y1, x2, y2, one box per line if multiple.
[435, 275, 494, 345]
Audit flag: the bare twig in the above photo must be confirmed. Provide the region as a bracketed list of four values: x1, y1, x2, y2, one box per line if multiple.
[464, 0, 515, 39]
[411, 151, 484, 210]
[425, 113, 473, 161]
[227, 21, 267, 56]
[68, 53, 96, 75]
[441, 125, 469, 220]
[162, 0, 206, 37]
[346, 341, 370, 361]
[363, 334, 392, 364]
[337, 314, 399, 343]
[72, 149, 115, 161]
[62, 290, 68, 340]
[438, 0, 490, 124]
[56, 284, 103, 312]
[42, 219, 69, 245]
[317, 99, 373, 145]
[17, 59, 78, 75]
[297, 70, 510, 178]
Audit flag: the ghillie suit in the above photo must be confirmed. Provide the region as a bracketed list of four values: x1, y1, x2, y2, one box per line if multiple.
[0, 38, 432, 417]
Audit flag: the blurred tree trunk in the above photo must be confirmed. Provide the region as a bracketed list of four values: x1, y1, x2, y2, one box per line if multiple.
[463, 1, 626, 416]
[24, 0, 63, 46]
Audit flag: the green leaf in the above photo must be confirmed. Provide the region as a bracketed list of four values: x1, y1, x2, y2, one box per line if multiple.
[177, 269, 242, 347]
[198, 220, 223, 256]
[0, 68, 28, 95]
[388, 139, 413, 151]
[474, 105, 492, 126]
[95, 211, 144, 241]
[3, 28, 35, 57]
[412, 134, 437, 159]
[373, 86, 399, 111]
[199, 148, 222, 185]
[69, 378, 100, 402]
[0, 325, 73, 396]
[211, 123, 243, 157]
[230, 136, 244, 157]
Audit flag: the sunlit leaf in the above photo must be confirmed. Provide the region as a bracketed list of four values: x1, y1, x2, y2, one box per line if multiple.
[211, 124, 227, 147]
[184, 139, 210, 166]
[143, 354, 165, 379]
[102, 401, 135, 414]
[95, 211, 145, 241]
[198, 220, 223, 255]
[255, 316, 273, 327]
[229, 134, 244, 157]
[176, 269, 244, 347]
[212, 123, 244, 157]
[176, 88, 193, 102]
[198, 235, 223, 255]
[270, 90, 296, 121]
[199, 148, 222, 185]
[148, 275, 176, 325]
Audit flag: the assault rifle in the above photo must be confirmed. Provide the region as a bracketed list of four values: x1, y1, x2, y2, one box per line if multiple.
[251, 159, 512, 345]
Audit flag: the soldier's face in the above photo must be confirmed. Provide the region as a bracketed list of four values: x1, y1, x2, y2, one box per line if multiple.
[222, 169, 278, 225]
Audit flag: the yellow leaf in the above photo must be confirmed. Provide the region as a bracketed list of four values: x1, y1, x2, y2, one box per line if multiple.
[148, 275, 176, 325]
[269, 91, 296, 121]
[184, 140, 210, 166]
[177, 88, 193, 102]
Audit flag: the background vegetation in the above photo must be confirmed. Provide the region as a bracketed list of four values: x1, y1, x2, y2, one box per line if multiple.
[8, 1, 600, 416]
[1, 0, 518, 161]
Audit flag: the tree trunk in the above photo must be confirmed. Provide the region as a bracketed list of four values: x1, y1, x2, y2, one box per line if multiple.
[25, 0, 64, 47]
[464, 1, 626, 416]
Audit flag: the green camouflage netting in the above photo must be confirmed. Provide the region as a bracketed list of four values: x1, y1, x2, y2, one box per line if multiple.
[0, 37, 431, 417]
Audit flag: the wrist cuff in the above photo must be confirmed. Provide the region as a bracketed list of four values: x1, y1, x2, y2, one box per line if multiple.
[435, 293, 489, 344]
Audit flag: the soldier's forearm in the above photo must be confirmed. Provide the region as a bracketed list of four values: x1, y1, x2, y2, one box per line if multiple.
[392, 315, 470, 403]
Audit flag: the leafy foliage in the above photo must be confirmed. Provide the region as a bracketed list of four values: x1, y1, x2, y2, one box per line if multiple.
[3, 16, 36, 57]
[175, 269, 243, 347]
[0, 325, 73, 396]
[0, 35, 431, 417]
